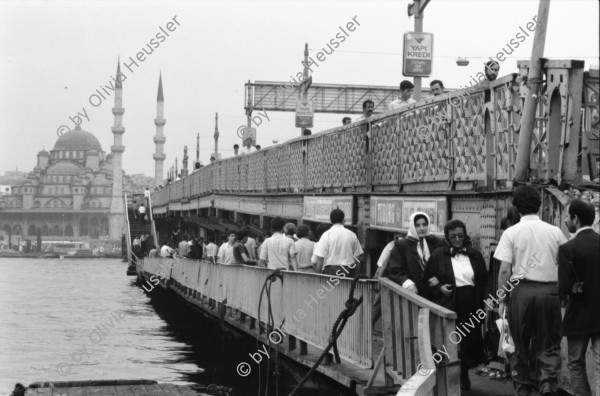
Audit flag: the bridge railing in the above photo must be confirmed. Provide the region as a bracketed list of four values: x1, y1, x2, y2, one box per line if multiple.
[375, 277, 459, 396]
[151, 63, 593, 209]
[140, 257, 377, 369]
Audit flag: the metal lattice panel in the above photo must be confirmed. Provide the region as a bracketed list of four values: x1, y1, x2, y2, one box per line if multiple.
[278, 145, 291, 190]
[452, 93, 486, 181]
[289, 141, 304, 191]
[240, 156, 249, 191]
[226, 160, 233, 191]
[322, 132, 344, 188]
[306, 136, 323, 189]
[344, 125, 368, 188]
[371, 117, 399, 186]
[267, 149, 278, 190]
[400, 102, 450, 183]
[494, 84, 516, 180]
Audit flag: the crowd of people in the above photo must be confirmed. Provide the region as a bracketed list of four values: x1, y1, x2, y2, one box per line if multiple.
[138, 183, 598, 395]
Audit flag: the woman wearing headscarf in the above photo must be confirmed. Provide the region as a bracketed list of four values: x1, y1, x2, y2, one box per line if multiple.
[423, 219, 488, 390]
[387, 211, 444, 297]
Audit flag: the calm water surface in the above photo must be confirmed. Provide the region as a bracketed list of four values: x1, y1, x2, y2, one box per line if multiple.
[0, 258, 350, 395]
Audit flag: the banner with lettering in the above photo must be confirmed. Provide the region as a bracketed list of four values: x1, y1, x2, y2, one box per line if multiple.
[370, 196, 446, 234]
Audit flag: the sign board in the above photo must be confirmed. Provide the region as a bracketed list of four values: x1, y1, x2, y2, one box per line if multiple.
[303, 196, 353, 225]
[370, 196, 446, 234]
[239, 126, 257, 146]
[403, 32, 434, 77]
[295, 101, 314, 128]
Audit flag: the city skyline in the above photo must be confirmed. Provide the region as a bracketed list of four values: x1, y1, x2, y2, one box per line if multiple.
[1, 0, 598, 177]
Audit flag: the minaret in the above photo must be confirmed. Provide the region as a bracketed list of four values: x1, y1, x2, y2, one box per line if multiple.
[196, 133, 200, 163]
[109, 60, 125, 240]
[175, 157, 178, 178]
[153, 73, 166, 186]
[182, 146, 189, 177]
[214, 112, 219, 158]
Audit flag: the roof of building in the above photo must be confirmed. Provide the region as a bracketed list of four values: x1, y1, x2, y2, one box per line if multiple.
[90, 175, 110, 186]
[53, 126, 103, 152]
[46, 161, 83, 175]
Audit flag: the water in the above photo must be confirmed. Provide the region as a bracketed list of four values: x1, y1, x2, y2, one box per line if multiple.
[0, 258, 351, 395]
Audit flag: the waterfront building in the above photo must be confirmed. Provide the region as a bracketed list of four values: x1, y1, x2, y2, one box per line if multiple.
[0, 62, 154, 244]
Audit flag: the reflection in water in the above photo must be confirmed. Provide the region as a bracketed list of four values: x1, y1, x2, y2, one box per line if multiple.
[0, 259, 350, 395]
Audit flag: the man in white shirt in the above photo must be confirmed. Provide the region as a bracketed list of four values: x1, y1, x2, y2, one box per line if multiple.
[205, 238, 218, 263]
[494, 185, 568, 396]
[217, 230, 237, 265]
[314, 209, 364, 277]
[388, 80, 417, 111]
[356, 100, 374, 121]
[259, 217, 297, 270]
[240, 137, 257, 155]
[177, 234, 190, 258]
[294, 225, 316, 272]
[160, 243, 174, 258]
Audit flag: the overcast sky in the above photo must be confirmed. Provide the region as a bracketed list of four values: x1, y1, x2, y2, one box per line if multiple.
[1, 0, 598, 178]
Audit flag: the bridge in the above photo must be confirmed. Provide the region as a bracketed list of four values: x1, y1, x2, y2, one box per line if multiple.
[135, 60, 598, 395]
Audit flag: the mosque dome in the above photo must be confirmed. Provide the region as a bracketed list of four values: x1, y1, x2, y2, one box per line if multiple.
[37, 150, 49, 156]
[46, 162, 82, 175]
[53, 126, 103, 152]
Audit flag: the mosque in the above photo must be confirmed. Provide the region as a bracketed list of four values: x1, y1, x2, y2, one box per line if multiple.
[0, 61, 167, 244]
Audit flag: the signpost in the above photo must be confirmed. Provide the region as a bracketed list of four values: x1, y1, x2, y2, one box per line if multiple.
[403, 32, 434, 77]
[238, 126, 257, 145]
[295, 100, 314, 128]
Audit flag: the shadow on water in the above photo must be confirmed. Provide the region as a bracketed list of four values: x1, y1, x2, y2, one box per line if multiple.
[140, 282, 354, 396]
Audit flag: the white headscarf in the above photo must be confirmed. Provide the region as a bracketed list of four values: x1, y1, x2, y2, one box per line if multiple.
[407, 211, 432, 267]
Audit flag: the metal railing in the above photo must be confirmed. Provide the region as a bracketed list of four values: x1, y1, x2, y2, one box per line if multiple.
[122, 193, 132, 264]
[140, 257, 377, 368]
[147, 192, 158, 248]
[371, 278, 459, 396]
[151, 64, 595, 210]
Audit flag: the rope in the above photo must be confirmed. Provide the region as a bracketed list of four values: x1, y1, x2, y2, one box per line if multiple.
[287, 274, 364, 396]
[257, 270, 284, 396]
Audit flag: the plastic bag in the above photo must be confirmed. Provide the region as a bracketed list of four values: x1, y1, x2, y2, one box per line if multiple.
[495, 312, 515, 358]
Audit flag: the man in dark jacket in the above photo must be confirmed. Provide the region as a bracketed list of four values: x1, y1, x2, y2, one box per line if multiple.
[558, 198, 600, 396]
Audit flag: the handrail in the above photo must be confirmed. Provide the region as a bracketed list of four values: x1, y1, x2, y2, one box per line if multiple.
[122, 193, 132, 264]
[150, 64, 592, 209]
[147, 192, 158, 248]
[140, 257, 377, 368]
[373, 278, 459, 396]
[397, 308, 436, 395]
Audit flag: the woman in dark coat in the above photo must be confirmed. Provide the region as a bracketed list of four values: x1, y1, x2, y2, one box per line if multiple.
[388, 211, 444, 297]
[423, 219, 488, 390]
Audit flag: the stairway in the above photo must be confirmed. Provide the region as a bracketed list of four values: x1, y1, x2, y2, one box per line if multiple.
[126, 197, 152, 258]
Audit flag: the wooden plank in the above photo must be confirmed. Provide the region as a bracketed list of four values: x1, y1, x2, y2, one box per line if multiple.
[381, 287, 395, 386]
[177, 386, 198, 396]
[401, 297, 413, 378]
[67, 387, 84, 396]
[98, 387, 117, 396]
[36, 388, 51, 396]
[380, 278, 456, 319]
[443, 317, 460, 396]
[158, 383, 182, 395]
[114, 386, 134, 396]
[144, 385, 165, 396]
[25, 389, 38, 396]
[129, 386, 147, 396]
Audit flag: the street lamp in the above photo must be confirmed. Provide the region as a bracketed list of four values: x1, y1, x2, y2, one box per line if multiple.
[456, 57, 470, 66]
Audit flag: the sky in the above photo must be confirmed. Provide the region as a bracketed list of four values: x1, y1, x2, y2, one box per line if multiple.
[1, 0, 598, 178]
